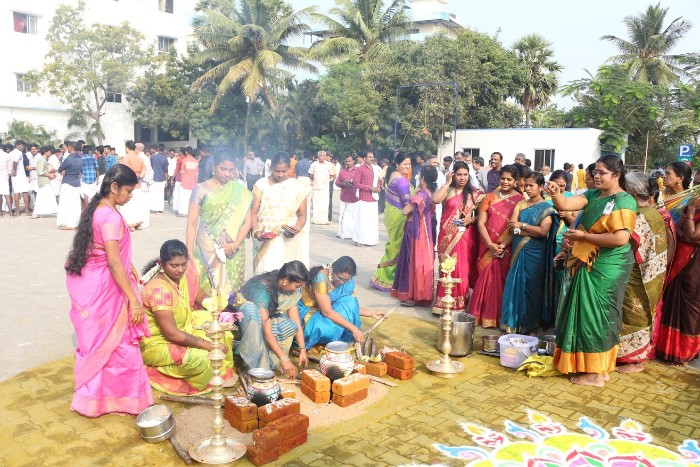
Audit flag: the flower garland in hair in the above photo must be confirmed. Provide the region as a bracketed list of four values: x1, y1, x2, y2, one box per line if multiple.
[139, 263, 162, 286]
[324, 263, 333, 276]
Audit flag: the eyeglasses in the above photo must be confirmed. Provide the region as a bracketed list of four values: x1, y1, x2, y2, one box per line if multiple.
[593, 170, 613, 177]
[333, 273, 352, 284]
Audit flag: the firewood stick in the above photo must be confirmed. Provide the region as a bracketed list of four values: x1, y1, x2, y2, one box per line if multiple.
[159, 395, 215, 405]
[366, 374, 398, 387]
[169, 436, 193, 464]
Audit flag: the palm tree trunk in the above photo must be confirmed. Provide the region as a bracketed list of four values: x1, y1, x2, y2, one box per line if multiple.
[244, 99, 252, 154]
[525, 109, 532, 128]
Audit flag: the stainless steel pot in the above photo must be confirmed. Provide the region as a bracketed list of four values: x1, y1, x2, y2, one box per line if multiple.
[436, 312, 476, 356]
[136, 404, 175, 443]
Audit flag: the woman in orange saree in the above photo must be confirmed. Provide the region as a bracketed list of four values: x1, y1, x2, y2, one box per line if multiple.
[469, 165, 523, 328]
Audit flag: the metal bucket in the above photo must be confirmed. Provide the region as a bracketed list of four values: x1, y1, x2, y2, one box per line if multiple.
[539, 335, 556, 356]
[136, 405, 175, 443]
[482, 335, 499, 353]
[436, 312, 475, 357]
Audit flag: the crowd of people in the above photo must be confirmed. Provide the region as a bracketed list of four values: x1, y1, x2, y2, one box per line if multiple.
[54, 140, 700, 417]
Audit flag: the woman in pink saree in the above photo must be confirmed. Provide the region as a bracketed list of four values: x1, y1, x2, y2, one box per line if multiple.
[469, 165, 524, 328]
[65, 165, 154, 417]
[432, 162, 484, 314]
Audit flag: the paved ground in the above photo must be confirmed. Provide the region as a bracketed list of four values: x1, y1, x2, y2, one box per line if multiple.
[2, 192, 699, 466]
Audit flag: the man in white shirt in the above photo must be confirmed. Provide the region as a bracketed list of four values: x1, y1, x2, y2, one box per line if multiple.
[472, 156, 488, 192]
[541, 165, 552, 181]
[427, 155, 446, 239]
[10, 140, 30, 216]
[135, 142, 152, 229]
[308, 150, 332, 225]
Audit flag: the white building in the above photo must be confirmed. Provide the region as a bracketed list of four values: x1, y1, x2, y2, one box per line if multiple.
[1, 0, 197, 147]
[438, 128, 612, 172]
[306, 0, 463, 43]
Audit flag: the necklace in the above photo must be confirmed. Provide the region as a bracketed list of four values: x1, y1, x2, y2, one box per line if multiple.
[497, 190, 511, 199]
[102, 198, 117, 211]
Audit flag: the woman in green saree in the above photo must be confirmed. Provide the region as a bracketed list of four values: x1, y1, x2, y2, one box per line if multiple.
[545, 155, 637, 387]
[186, 150, 253, 297]
[140, 240, 235, 395]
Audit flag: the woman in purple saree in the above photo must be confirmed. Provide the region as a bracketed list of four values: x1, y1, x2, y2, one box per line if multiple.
[65, 165, 153, 417]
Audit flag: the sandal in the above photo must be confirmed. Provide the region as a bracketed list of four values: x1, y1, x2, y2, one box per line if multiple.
[400, 300, 416, 307]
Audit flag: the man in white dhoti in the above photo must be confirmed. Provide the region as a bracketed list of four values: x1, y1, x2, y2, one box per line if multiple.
[352, 151, 380, 247]
[334, 155, 359, 239]
[32, 146, 58, 217]
[149, 144, 168, 213]
[135, 143, 152, 228]
[308, 150, 332, 225]
[119, 140, 147, 229]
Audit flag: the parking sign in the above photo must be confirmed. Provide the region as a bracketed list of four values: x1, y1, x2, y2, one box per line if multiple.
[678, 144, 693, 163]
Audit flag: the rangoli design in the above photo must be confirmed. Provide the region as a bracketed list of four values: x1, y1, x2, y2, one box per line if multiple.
[433, 410, 700, 466]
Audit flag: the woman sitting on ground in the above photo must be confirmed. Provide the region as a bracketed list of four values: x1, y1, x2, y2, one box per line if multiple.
[298, 256, 383, 350]
[236, 261, 309, 378]
[140, 239, 234, 395]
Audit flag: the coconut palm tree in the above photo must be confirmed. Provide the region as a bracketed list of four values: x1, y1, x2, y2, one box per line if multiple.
[191, 0, 317, 151]
[601, 3, 692, 86]
[513, 34, 563, 128]
[308, 0, 411, 63]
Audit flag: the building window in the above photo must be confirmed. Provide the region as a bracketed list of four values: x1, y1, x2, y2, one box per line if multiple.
[106, 92, 123, 103]
[16, 74, 37, 93]
[410, 28, 420, 35]
[13, 12, 38, 34]
[158, 0, 174, 13]
[462, 148, 480, 159]
[534, 149, 555, 170]
[158, 36, 175, 53]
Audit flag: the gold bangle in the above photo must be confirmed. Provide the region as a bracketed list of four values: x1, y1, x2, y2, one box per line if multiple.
[551, 192, 561, 199]
[280, 356, 291, 364]
[130, 304, 141, 309]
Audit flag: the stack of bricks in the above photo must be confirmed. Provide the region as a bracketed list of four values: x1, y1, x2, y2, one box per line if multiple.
[300, 369, 331, 403]
[258, 398, 301, 428]
[364, 360, 387, 377]
[331, 373, 370, 407]
[246, 413, 310, 465]
[223, 396, 259, 433]
[384, 351, 415, 380]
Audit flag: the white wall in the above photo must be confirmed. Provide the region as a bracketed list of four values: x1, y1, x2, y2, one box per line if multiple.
[1, 0, 197, 145]
[438, 128, 607, 171]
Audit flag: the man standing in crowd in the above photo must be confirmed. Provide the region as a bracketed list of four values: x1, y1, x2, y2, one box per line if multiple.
[294, 151, 313, 179]
[80, 145, 99, 209]
[575, 163, 587, 194]
[309, 150, 332, 225]
[563, 163, 574, 192]
[335, 154, 359, 239]
[26, 143, 40, 211]
[10, 140, 31, 216]
[149, 144, 168, 213]
[243, 151, 264, 191]
[353, 151, 380, 247]
[378, 158, 389, 214]
[540, 165, 552, 181]
[486, 152, 503, 193]
[471, 156, 487, 191]
[454, 151, 465, 163]
[166, 149, 177, 204]
[119, 140, 146, 230]
[413, 153, 426, 186]
[327, 151, 338, 222]
[441, 156, 453, 175]
[514, 153, 526, 165]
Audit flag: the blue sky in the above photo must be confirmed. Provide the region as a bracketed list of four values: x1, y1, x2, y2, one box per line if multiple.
[289, 0, 700, 106]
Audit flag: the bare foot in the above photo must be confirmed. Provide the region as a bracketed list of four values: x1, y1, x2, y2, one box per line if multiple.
[615, 363, 644, 374]
[603, 373, 610, 381]
[570, 373, 604, 387]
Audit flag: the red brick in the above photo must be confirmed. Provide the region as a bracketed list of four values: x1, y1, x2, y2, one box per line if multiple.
[224, 411, 258, 433]
[300, 383, 330, 404]
[332, 374, 370, 396]
[384, 352, 415, 370]
[332, 388, 368, 407]
[252, 426, 281, 451]
[386, 365, 413, 380]
[247, 444, 279, 466]
[301, 369, 331, 392]
[267, 413, 309, 439]
[364, 361, 387, 377]
[353, 363, 367, 374]
[224, 396, 258, 421]
[280, 389, 296, 399]
[278, 431, 308, 455]
[257, 398, 301, 424]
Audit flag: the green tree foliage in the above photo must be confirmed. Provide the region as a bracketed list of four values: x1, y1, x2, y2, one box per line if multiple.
[1, 120, 60, 147]
[531, 105, 567, 128]
[513, 34, 563, 128]
[601, 3, 693, 86]
[191, 0, 316, 111]
[564, 65, 700, 168]
[36, 1, 151, 144]
[308, 0, 411, 63]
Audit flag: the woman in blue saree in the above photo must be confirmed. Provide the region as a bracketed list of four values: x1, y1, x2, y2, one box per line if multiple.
[501, 173, 558, 333]
[298, 256, 383, 349]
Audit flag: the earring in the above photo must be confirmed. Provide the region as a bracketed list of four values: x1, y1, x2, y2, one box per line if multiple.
[283, 280, 288, 286]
